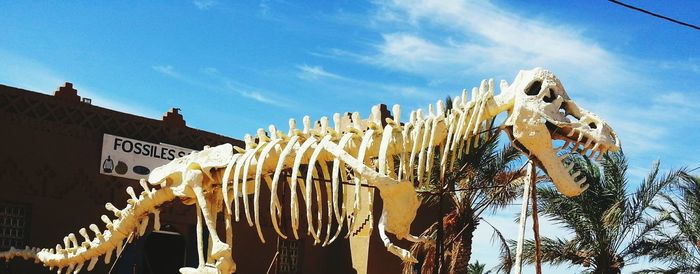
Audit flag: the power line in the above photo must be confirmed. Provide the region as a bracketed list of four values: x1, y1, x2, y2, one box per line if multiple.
[608, 0, 700, 31]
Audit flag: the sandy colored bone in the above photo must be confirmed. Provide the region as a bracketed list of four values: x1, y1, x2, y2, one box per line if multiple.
[329, 158, 349, 244]
[319, 156, 334, 246]
[378, 124, 395, 176]
[269, 135, 300, 238]
[221, 153, 242, 215]
[305, 134, 332, 243]
[290, 136, 317, 239]
[407, 114, 424, 182]
[424, 115, 440, 184]
[416, 116, 433, 183]
[0, 68, 621, 274]
[241, 142, 263, 227]
[232, 149, 252, 222]
[253, 137, 282, 243]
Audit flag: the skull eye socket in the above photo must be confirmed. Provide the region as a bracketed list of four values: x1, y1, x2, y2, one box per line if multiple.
[560, 102, 579, 122]
[588, 122, 597, 129]
[543, 88, 555, 103]
[525, 80, 542, 96]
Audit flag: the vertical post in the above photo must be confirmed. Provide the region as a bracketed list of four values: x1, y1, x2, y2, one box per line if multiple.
[529, 163, 542, 274]
[435, 186, 444, 274]
[513, 161, 533, 274]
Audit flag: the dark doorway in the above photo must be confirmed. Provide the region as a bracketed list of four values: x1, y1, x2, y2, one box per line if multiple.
[109, 228, 186, 274]
[144, 230, 186, 274]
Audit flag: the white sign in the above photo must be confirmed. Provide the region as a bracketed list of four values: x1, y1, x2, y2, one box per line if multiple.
[100, 134, 195, 180]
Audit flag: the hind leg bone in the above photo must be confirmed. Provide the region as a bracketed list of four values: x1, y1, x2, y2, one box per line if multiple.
[187, 170, 232, 267]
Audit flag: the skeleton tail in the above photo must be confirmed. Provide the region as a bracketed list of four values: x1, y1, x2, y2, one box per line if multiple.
[0, 180, 176, 274]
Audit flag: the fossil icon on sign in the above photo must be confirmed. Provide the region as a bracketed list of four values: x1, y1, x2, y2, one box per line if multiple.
[102, 156, 114, 173]
[132, 165, 150, 176]
[115, 161, 128, 175]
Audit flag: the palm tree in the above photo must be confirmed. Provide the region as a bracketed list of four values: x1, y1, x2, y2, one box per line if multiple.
[508, 152, 686, 274]
[632, 173, 700, 273]
[468, 260, 493, 274]
[404, 114, 525, 274]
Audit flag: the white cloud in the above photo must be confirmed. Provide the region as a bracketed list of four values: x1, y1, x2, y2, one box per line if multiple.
[152, 65, 176, 76]
[0, 50, 160, 118]
[656, 92, 700, 110]
[367, 0, 631, 91]
[0, 50, 66, 93]
[657, 58, 700, 75]
[297, 64, 344, 80]
[202, 67, 219, 75]
[259, 0, 271, 16]
[295, 63, 438, 103]
[153, 64, 211, 88]
[337, 0, 700, 171]
[154, 64, 291, 107]
[193, 0, 217, 10]
[222, 79, 289, 107]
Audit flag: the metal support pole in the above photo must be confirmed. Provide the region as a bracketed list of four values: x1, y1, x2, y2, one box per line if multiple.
[435, 182, 444, 274]
[513, 161, 533, 274]
[529, 164, 542, 274]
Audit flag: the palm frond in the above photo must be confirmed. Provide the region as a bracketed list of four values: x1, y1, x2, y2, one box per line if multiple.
[506, 236, 588, 267]
[510, 150, 692, 273]
[483, 218, 512, 274]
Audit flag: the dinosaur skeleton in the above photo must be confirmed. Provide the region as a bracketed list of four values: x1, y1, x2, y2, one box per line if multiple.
[0, 68, 619, 273]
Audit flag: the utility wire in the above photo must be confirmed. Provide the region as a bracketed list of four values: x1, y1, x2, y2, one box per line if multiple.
[608, 0, 700, 31]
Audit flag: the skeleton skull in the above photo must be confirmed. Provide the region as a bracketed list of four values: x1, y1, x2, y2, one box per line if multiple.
[503, 68, 620, 196]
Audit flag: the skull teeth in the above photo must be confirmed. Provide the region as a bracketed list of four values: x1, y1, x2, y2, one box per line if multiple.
[553, 131, 607, 163]
[565, 162, 574, 171]
[597, 149, 608, 161]
[589, 149, 598, 158]
[575, 177, 586, 186]
[579, 182, 590, 192]
[581, 148, 589, 157]
[571, 171, 581, 178]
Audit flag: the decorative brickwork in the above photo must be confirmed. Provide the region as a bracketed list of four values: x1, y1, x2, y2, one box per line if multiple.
[0, 84, 242, 149]
[277, 239, 302, 274]
[0, 202, 30, 252]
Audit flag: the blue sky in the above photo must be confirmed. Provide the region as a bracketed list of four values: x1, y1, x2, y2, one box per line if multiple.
[1, 0, 698, 272]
